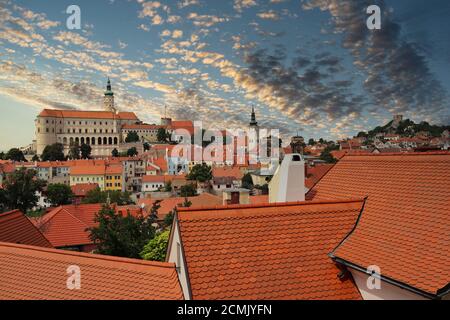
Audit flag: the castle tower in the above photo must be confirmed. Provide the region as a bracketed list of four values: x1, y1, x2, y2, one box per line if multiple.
[248, 106, 260, 154]
[104, 78, 116, 113]
[249, 105, 258, 128]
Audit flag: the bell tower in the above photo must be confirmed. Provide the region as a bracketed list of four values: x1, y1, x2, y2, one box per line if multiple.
[104, 77, 116, 113]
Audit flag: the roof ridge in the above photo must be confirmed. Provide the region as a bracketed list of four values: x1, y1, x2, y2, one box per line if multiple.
[343, 151, 450, 158]
[0, 241, 176, 269]
[178, 198, 364, 212]
[0, 209, 22, 217]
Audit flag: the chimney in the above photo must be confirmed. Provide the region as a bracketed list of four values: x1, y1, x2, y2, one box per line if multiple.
[269, 153, 305, 203]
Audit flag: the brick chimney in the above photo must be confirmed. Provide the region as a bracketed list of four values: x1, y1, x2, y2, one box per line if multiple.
[269, 153, 305, 203]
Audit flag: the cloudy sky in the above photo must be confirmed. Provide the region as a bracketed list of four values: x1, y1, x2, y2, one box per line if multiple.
[0, 0, 449, 150]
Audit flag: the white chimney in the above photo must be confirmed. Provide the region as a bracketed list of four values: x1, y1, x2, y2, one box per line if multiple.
[269, 153, 305, 203]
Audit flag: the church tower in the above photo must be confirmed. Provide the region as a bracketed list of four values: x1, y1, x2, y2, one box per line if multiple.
[104, 78, 116, 113]
[249, 105, 258, 128]
[248, 105, 260, 153]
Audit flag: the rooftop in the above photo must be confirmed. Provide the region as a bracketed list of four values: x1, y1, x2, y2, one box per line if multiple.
[0, 242, 183, 300]
[38, 109, 139, 120]
[308, 152, 450, 297]
[176, 199, 364, 300]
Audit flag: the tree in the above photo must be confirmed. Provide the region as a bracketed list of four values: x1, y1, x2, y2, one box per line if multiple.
[0, 188, 6, 213]
[320, 147, 338, 164]
[80, 143, 92, 159]
[82, 188, 134, 205]
[31, 154, 40, 162]
[157, 128, 169, 143]
[111, 148, 119, 157]
[140, 230, 170, 262]
[46, 183, 74, 206]
[182, 197, 192, 208]
[88, 204, 156, 259]
[5, 148, 26, 162]
[0, 151, 4, 160]
[2, 168, 46, 213]
[149, 200, 162, 221]
[68, 143, 80, 160]
[41, 143, 65, 161]
[163, 181, 172, 192]
[186, 163, 212, 182]
[164, 209, 175, 227]
[308, 138, 316, 146]
[241, 173, 254, 189]
[127, 147, 138, 157]
[179, 184, 197, 197]
[143, 142, 150, 151]
[125, 131, 140, 143]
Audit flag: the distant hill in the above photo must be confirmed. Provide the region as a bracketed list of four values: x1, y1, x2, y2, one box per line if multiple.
[358, 119, 450, 139]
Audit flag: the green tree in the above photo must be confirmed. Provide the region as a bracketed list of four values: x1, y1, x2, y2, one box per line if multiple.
[2, 168, 46, 213]
[127, 147, 138, 157]
[46, 183, 74, 206]
[80, 143, 92, 159]
[143, 142, 150, 151]
[111, 148, 119, 157]
[5, 148, 26, 162]
[0, 151, 4, 160]
[179, 184, 197, 197]
[0, 188, 6, 213]
[320, 147, 338, 164]
[241, 173, 254, 189]
[68, 143, 80, 160]
[140, 230, 170, 262]
[82, 188, 134, 205]
[308, 138, 316, 146]
[186, 163, 212, 182]
[163, 180, 172, 192]
[31, 154, 40, 162]
[157, 128, 169, 143]
[125, 131, 140, 143]
[164, 209, 175, 227]
[88, 204, 156, 259]
[149, 200, 162, 221]
[182, 197, 192, 208]
[41, 143, 65, 161]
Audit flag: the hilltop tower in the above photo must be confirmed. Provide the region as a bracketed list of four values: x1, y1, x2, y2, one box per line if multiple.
[104, 78, 116, 113]
[248, 105, 260, 154]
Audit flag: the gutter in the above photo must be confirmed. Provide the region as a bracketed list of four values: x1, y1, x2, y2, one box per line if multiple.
[331, 256, 440, 300]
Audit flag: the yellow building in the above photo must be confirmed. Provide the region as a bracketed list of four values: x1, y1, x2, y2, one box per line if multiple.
[105, 165, 123, 192]
[70, 165, 106, 190]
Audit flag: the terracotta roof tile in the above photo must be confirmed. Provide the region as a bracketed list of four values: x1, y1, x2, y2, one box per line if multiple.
[0, 210, 53, 248]
[0, 242, 183, 300]
[70, 165, 105, 176]
[308, 153, 450, 296]
[177, 199, 364, 300]
[38, 109, 138, 120]
[71, 183, 99, 197]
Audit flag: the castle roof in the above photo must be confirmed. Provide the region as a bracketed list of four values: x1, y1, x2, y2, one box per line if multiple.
[38, 109, 139, 121]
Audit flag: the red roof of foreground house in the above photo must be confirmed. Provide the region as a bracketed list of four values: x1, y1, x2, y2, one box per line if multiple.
[176, 199, 364, 300]
[71, 183, 99, 197]
[0, 210, 52, 248]
[305, 164, 335, 190]
[308, 153, 450, 297]
[0, 242, 183, 300]
[38, 109, 139, 120]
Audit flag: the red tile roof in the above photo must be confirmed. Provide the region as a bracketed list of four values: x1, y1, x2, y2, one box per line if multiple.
[38, 109, 139, 120]
[212, 166, 244, 180]
[308, 153, 450, 296]
[176, 199, 364, 300]
[70, 165, 106, 176]
[0, 210, 52, 248]
[71, 183, 99, 197]
[139, 193, 222, 220]
[122, 123, 164, 130]
[305, 164, 334, 190]
[0, 242, 183, 300]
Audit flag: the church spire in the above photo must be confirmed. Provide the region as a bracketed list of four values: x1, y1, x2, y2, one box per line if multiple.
[104, 77, 115, 112]
[106, 77, 112, 92]
[250, 105, 258, 127]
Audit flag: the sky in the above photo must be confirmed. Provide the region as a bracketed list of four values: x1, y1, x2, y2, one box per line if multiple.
[0, 0, 449, 150]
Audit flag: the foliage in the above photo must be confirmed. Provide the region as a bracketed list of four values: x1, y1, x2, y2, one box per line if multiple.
[149, 200, 162, 221]
[241, 173, 254, 189]
[254, 184, 269, 195]
[125, 131, 140, 143]
[31, 154, 40, 162]
[82, 188, 134, 205]
[186, 163, 212, 182]
[1, 168, 46, 213]
[308, 138, 316, 146]
[5, 148, 26, 162]
[163, 180, 172, 192]
[164, 210, 175, 227]
[179, 184, 197, 197]
[46, 183, 74, 206]
[68, 143, 80, 160]
[41, 143, 65, 161]
[111, 148, 119, 157]
[0, 151, 4, 160]
[140, 230, 170, 262]
[80, 143, 92, 159]
[88, 204, 156, 259]
[127, 147, 138, 157]
[319, 144, 339, 164]
[157, 128, 169, 143]
[143, 142, 150, 151]
[182, 197, 192, 208]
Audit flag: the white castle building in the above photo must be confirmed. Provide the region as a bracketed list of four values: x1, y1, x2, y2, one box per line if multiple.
[35, 79, 141, 156]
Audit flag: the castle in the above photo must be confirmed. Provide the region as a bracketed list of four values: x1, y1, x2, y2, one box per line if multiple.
[35, 79, 141, 156]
